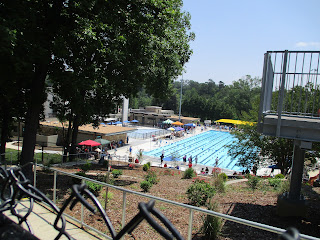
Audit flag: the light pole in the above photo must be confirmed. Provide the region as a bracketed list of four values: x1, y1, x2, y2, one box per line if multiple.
[178, 78, 183, 122]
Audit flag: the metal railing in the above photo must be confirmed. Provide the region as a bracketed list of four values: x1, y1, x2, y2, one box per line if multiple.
[30, 162, 318, 240]
[259, 51, 320, 120]
[127, 129, 170, 140]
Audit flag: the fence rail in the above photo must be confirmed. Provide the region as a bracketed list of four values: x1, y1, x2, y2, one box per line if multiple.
[25, 162, 318, 240]
[259, 51, 320, 119]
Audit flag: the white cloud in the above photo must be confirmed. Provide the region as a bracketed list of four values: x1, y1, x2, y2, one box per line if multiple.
[295, 42, 320, 49]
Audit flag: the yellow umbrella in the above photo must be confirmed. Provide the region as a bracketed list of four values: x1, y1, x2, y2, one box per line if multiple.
[167, 127, 175, 131]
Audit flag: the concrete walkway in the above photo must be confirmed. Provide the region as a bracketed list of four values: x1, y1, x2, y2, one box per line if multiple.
[4, 200, 103, 240]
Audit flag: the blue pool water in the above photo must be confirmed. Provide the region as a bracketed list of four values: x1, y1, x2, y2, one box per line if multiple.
[143, 130, 246, 172]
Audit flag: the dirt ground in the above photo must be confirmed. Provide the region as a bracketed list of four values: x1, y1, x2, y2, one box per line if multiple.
[35, 162, 320, 240]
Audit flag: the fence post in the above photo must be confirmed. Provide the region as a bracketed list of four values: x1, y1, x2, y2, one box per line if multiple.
[81, 178, 85, 227]
[187, 209, 194, 240]
[121, 192, 127, 239]
[53, 170, 57, 204]
[33, 159, 37, 187]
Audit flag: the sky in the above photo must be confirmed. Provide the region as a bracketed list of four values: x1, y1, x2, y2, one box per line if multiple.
[179, 0, 320, 85]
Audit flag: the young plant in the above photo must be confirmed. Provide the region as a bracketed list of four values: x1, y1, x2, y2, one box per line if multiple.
[201, 201, 223, 239]
[112, 169, 123, 178]
[144, 170, 159, 184]
[140, 180, 152, 192]
[183, 168, 196, 179]
[186, 177, 215, 206]
[247, 176, 260, 191]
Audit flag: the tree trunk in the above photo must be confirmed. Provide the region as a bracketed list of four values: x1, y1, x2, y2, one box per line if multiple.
[62, 117, 73, 162]
[0, 104, 9, 163]
[69, 115, 79, 161]
[20, 63, 48, 180]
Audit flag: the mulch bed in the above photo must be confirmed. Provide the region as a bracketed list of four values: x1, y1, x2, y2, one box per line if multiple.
[34, 162, 320, 239]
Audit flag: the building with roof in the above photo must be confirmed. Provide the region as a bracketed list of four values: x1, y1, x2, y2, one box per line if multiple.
[130, 106, 200, 126]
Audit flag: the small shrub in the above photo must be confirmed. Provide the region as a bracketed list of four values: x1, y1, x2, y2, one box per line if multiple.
[80, 162, 91, 173]
[247, 176, 260, 191]
[86, 181, 102, 196]
[112, 169, 123, 178]
[183, 168, 196, 179]
[275, 173, 285, 179]
[218, 173, 228, 182]
[145, 170, 159, 184]
[128, 164, 134, 170]
[268, 178, 282, 189]
[147, 162, 151, 167]
[277, 180, 290, 194]
[186, 178, 215, 206]
[102, 191, 114, 202]
[201, 201, 222, 239]
[140, 180, 152, 192]
[212, 176, 227, 193]
[245, 173, 252, 179]
[143, 163, 150, 171]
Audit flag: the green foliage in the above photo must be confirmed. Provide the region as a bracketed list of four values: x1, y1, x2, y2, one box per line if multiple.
[183, 168, 196, 179]
[86, 181, 102, 197]
[277, 180, 290, 194]
[201, 201, 222, 239]
[212, 175, 227, 193]
[247, 176, 260, 191]
[140, 180, 152, 192]
[274, 174, 285, 179]
[143, 163, 150, 171]
[147, 162, 151, 167]
[102, 191, 114, 202]
[186, 178, 216, 207]
[144, 170, 159, 185]
[112, 169, 123, 178]
[218, 173, 228, 182]
[268, 179, 282, 189]
[79, 162, 91, 173]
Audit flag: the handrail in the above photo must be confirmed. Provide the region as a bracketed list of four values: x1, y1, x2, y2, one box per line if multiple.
[44, 165, 318, 240]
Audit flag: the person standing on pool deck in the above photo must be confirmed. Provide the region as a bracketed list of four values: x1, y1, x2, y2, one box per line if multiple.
[215, 157, 219, 167]
[160, 153, 164, 166]
[183, 155, 187, 164]
[195, 156, 198, 165]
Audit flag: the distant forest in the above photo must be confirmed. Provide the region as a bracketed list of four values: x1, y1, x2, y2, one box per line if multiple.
[129, 75, 261, 122]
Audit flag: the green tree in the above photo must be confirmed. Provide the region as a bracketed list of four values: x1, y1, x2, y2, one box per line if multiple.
[2, 0, 194, 177]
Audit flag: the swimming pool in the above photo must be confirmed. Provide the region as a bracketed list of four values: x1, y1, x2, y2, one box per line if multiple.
[143, 130, 246, 172]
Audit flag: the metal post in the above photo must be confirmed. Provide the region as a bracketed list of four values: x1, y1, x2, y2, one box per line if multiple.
[289, 140, 306, 200]
[179, 79, 183, 122]
[53, 171, 57, 203]
[121, 192, 127, 230]
[33, 159, 37, 187]
[81, 179, 85, 227]
[276, 50, 288, 137]
[187, 209, 194, 240]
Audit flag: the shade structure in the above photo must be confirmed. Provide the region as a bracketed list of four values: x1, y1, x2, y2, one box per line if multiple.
[184, 123, 195, 127]
[123, 120, 130, 123]
[215, 119, 255, 125]
[131, 119, 139, 123]
[107, 122, 116, 125]
[172, 121, 183, 126]
[163, 119, 173, 124]
[78, 140, 101, 147]
[94, 138, 111, 145]
[174, 127, 184, 131]
[100, 122, 106, 125]
[114, 121, 122, 124]
[167, 127, 175, 131]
